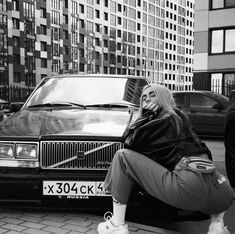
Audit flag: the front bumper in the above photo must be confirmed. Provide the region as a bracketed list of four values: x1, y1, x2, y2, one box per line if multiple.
[0, 167, 108, 205]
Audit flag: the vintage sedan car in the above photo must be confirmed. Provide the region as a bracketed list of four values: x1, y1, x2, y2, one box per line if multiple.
[225, 90, 235, 188]
[0, 75, 156, 209]
[172, 91, 229, 137]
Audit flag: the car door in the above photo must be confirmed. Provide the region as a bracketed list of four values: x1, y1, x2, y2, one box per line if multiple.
[187, 93, 226, 135]
[172, 92, 188, 110]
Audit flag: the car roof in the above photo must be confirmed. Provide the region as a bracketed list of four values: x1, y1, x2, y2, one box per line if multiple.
[44, 74, 147, 80]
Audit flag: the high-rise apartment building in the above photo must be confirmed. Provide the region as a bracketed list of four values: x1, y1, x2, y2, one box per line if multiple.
[0, 0, 194, 101]
[194, 0, 235, 96]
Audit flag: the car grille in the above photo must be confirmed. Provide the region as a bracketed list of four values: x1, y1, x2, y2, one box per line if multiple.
[40, 141, 123, 170]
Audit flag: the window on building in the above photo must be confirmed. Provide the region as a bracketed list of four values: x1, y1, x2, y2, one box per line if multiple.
[87, 6, 94, 19]
[104, 12, 108, 20]
[95, 51, 100, 60]
[26, 73, 36, 87]
[41, 58, 47, 68]
[104, 53, 108, 60]
[23, 2, 34, 18]
[103, 39, 108, 47]
[40, 24, 47, 35]
[104, 66, 108, 74]
[25, 38, 35, 52]
[72, 0, 78, 14]
[79, 33, 84, 43]
[118, 4, 121, 12]
[110, 1, 116, 12]
[211, 28, 235, 53]
[25, 20, 35, 35]
[14, 54, 20, 65]
[211, 0, 235, 9]
[26, 56, 35, 70]
[71, 15, 78, 30]
[52, 28, 60, 41]
[13, 72, 21, 83]
[13, 0, 19, 11]
[13, 36, 20, 47]
[110, 14, 116, 26]
[79, 63, 84, 72]
[225, 29, 235, 51]
[79, 4, 84, 13]
[95, 9, 100, 18]
[40, 8, 46, 18]
[104, 0, 108, 7]
[51, 0, 60, 9]
[64, 46, 69, 55]
[104, 26, 108, 34]
[63, 0, 68, 8]
[41, 41, 47, 51]
[110, 41, 116, 51]
[51, 10, 60, 25]
[117, 43, 121, 51]
[63, 29, 68, 39]
[95, 23, 100, 32]
[79, 19, 85, 28]
[52, 59, 60, 72]
[0, 14, 7, 27]
[63, 14, 68, 24]
[71, 32, 78, 44]
[12, 18, 20, 29]
[79, 48, 84, 58]
[95, 37, 100, 46]
[110, 28, 116, 38]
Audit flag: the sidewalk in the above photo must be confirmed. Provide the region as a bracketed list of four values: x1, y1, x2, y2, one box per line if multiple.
[0, 208, 181, 234]
[1, 205, 235, 234]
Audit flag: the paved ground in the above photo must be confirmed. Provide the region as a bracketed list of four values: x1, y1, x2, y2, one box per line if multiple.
[0, 207, 180, 234]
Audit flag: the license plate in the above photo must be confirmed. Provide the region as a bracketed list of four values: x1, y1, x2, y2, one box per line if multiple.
[43, 181, 110, 196]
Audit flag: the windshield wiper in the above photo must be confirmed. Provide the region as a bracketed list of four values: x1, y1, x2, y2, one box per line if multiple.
[27, 101, 86, 109]
[86, 103, 138, 108]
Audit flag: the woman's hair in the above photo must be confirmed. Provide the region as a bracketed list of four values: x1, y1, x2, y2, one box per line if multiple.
[140, 83, 184, 135]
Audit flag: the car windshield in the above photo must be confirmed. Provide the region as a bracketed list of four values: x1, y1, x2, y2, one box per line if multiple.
[25, 76, 148, 108]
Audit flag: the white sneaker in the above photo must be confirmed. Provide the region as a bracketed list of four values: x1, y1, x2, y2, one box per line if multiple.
[97, 212, 129, 234]
[207, 221, 230, 234]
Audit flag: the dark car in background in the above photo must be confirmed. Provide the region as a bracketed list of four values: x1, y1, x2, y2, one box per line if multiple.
[172, 91, 229, 137]
[0, 99, 10, 122]
[0, 75, 150, 209]
[225, 90, 235, 188]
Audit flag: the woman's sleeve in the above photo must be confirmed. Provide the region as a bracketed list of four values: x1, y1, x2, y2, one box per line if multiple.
[124, 115, 170, 150]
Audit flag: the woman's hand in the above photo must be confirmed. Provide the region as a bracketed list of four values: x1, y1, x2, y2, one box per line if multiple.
[143, 102, 159, 112]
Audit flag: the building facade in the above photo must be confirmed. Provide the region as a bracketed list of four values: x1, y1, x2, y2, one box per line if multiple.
[194, 0, 235, 96]
[0, 0, 194, 102]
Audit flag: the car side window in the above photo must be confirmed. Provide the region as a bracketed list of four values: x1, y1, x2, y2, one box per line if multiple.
[173, 93, 185, 108]
[204, 96, 218, 108]
[190, 94, 217, 108]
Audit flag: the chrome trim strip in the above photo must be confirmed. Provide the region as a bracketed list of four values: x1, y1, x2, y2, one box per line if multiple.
[48, 143, 114, 168]
[0, 160, 39, 168]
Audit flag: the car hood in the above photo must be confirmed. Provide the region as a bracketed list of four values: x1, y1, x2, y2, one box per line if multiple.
[0, 108, 136, 137]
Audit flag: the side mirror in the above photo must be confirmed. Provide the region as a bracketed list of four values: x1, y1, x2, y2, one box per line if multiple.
[213, 103, 224, 110]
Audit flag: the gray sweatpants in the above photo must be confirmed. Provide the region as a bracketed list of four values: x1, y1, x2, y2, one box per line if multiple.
[104, 149, 234, 215]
